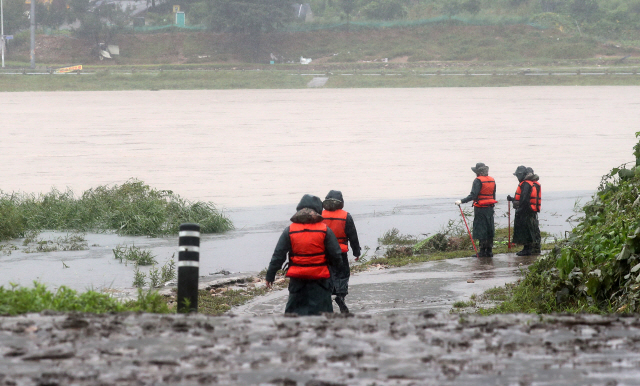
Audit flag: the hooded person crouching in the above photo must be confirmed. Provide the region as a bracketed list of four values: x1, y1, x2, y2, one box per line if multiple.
[322, 190, 361, 314]
[265, 194, 343, 316]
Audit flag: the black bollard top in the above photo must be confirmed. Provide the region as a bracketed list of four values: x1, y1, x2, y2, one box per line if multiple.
[179, 223, 200, 249]
[180, 223, 201, 232]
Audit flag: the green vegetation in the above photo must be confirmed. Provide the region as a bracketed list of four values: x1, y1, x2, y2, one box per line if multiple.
[2, 69, 640, 92]
[0, 282, 170, 316]
[113, 244, 158, 266]
[0, 179, 232, 241]
[479, 133, 640, 315]
[354, 221, 553, 272]
[112, 245, 177, 288]
[378, 227, 418, 245]
[197, 287, 268, 316]
[4, 0, 640, 69]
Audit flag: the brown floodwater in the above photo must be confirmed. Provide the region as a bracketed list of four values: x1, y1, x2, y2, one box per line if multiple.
[0, 87, 636, 207]
[0, 87, 635, 291]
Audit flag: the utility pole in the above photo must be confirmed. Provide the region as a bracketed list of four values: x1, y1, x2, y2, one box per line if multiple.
[30, 0, 35, 69]
[1, 0, 5, 68]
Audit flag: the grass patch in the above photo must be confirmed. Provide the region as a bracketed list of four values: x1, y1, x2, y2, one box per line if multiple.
[3, 70, 640, 91]
[0, 179, 233, 240]
[452, 299, 476, 308]
[197, 287, 269, 316]
[0, 282, 171, 316]
[378, 228, 418, 246]
[353, 220, 555, 273]
[113, 244, 158, 266]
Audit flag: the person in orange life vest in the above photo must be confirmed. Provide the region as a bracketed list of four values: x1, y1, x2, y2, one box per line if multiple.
[507, 166, 541, 256]
[265, 194, 343, 316]
[455, 162, 497, 257]
[322, 190, 361, 314]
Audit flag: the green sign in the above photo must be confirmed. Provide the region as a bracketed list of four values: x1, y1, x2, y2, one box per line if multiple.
[176, 12, 185, 27]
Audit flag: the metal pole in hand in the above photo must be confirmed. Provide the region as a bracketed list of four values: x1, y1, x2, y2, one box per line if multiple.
[29, 0, 34, 69]
[459, 206, 478, 257]
[1, 0, 5, 68]
[507, 201, 512, 251]
[177, 223, 200, 313]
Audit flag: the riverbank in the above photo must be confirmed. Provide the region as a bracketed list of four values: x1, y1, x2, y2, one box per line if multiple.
[0, 192, 589, 295]
[3, 66, 640, 91]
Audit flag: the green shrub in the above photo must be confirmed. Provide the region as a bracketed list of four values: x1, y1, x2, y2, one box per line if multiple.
[0, 179, 233, 240]
[113, 244, 158, 266]
[482, 132, 640, 315]
[0, 197, 26, 240]
[0, 282, 170, 315]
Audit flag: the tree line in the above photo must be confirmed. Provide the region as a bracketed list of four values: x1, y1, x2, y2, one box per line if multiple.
[2, 0, 640, 61]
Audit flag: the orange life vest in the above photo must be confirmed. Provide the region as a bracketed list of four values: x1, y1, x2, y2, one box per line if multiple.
[322, 209, 349, 253]
[286, 222, 330, 280]
[473, 176, 498, 208]
[515, 180, 541, 212]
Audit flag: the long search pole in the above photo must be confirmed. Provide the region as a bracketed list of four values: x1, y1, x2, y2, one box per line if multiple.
[1, 0, 5, 68]
[459, 206, 478, 257]
[30, 0, 34, 69]
[508, 201, 512, 251]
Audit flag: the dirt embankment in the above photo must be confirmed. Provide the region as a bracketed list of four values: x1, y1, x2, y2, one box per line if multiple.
[8, 24, 640, 67]
[1, 311, 638, 385]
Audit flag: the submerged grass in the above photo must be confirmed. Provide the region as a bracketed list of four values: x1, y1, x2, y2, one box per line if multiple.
[0, 179, 233, 240]
[22, 232, 89, 253]
[113, 244, 158, 266]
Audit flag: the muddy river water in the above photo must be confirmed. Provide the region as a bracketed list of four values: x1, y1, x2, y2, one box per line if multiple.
[1, 87, 639, 385]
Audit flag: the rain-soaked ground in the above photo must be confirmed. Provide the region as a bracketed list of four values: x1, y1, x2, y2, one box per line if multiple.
[234, 253, 539, 317]
[1, 311, 639, 385]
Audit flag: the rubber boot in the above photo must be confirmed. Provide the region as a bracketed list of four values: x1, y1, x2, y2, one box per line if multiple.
[335, 296, 349, 314]
[516, 245, 532, 256]
[531, 242, 541, 255]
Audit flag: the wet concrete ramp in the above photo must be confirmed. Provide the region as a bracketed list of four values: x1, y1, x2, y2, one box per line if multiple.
[234, 252, 537, 316]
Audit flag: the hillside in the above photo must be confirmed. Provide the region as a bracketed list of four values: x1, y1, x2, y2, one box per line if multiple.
[7, 23, 640, 67]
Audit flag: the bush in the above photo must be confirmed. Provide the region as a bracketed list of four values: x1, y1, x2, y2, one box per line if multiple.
[483, 132, 640, 314]
[0, 197, 26, 240]
[0, 282, 170, 315]
[0, 179, 233, 240]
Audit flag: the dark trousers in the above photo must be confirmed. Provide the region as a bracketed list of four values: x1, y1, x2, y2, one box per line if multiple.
[329, 252, 351, 297]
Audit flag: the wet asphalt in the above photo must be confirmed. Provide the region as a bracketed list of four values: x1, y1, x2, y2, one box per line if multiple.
[234, 252, 538, 317]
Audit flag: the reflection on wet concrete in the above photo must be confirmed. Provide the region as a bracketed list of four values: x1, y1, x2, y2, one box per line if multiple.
[234, 252, 541, 317]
